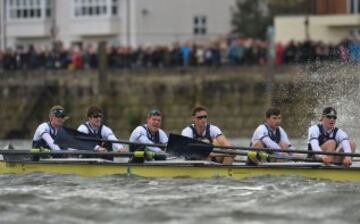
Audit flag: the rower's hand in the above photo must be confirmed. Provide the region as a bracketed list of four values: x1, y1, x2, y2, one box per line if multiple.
[321, 155, 333, 165]
[342, 156, 352, 167]
[96, 147, 108, 153]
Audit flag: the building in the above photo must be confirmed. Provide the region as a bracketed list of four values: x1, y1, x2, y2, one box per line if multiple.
[275, 0, 360, 44]
[0, 0, 236, 50]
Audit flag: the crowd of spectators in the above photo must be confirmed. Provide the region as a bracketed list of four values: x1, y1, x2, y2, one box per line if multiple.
[0, 37, 360, 71]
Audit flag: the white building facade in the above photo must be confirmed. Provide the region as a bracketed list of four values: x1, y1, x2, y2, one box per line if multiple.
[0, 0, 237, 50]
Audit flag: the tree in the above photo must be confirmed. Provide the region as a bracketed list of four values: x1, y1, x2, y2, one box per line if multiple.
[231, 0, 271, 39]
[231, 0, 311, 39]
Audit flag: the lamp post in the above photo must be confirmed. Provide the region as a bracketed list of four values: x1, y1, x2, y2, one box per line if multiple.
[266, 25, 275, 107]
[304, 15, 310, 40]
[50, 0, 58, 50]
[0, 0, 6, 50]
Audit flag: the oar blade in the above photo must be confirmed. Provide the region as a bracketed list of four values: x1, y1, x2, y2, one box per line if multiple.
[166, 134, 213, 160]
[54, 126, 98, 151]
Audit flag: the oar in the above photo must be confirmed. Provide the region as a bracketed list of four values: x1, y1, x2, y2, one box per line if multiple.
[0, 149, 168, 160]
[189, 143, 360, 158]
[74, 136, 166, 148]
[165, 134, 319, 163]
[0, 149, 133, 157]
[166, 134, 213, 159]
[54, 126, 100, 150]
[55, 126, 166, 149]
[209, 150, 319, 162]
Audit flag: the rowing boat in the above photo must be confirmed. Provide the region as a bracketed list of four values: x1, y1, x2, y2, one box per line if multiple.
[1, 132, 359, 181]
[1, 157, 359, 181]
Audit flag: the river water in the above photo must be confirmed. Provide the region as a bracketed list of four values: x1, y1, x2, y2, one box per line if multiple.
[0, 140, 360, 224]
[1, 173, 360, 224]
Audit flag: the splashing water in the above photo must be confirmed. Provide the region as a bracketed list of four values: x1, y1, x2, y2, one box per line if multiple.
[293, 62, 360, 140]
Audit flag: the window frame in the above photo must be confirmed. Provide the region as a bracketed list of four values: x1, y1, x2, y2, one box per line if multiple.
[72, 0, 118, 19]
[7, 0, 51, 21]
[193, 15, 207, 36]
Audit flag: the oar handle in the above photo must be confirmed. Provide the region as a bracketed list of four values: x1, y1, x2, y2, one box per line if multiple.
[75, 136, 167, 148]
[0, 149, 168, 158]
[191, 144, 360, 157]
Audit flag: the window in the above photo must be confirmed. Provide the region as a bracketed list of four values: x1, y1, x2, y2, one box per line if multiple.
[74, 0, 118, 18]
[193, 15, 207, 35]
[349, 0, 360, 13]
[7, 0, 51, 20]
[112, 0, 118, 15]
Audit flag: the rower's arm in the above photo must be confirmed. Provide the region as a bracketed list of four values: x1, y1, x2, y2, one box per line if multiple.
[279, 127, 294, 150]
[214, 134, 231, 146]
[261, 136, 281, 150]
[308, 126, 321, 152]
[337, 129, 352, 153]
[102, 126, 124, 151]
[139, 135, 162, 152]
[309, 139, 322, 152]
[42, 133, 62, 151]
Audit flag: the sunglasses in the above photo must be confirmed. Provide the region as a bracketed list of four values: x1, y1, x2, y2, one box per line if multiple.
[53, 109, 66, 118]
[326, 115, 337, 120]
[149, 109, 162, 116]
[91, 114, 103, 118]
[196, 115, 207, 120]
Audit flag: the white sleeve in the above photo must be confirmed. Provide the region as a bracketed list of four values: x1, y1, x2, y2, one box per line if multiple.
[138, 135, 162, 153]
[336, 129, 351, 153]
[209, 125, 223, 139]
[42, 133, 62, 151]
[308, 125, 322, 152]
[129, 126, 162, 153]
[159, 129, 168, 144]
[251, 125, 268, 145]
[261, 136, 281, 150]
[102, 126, 124, 151]
[181, 127, 193, 138]
[77, 124, 89, 134]
[279, 127, 294, 149]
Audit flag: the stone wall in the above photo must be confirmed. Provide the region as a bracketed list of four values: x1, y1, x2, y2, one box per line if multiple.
[0, 66, 312, 139]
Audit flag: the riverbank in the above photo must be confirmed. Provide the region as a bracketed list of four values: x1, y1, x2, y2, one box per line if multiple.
[0, 65, 325, 139]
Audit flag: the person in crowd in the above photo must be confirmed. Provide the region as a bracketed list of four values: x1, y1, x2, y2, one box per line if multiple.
[249, 107, 294, 165]
[129, 108, 168, 154]
[32, 105, 70, 151]
[308, 107, 356, 167]
[77, 106, 124, 152]
[181, 105, 234, 165]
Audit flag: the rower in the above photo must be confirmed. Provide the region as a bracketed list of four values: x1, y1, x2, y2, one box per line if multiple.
[32, 105, 71, 160]
[308, 107, 356, 167]
[77, 106, 125, 154]
[248, 107, 294, 165]
[129, 108, 168, 162]
[181, 105, 234, 165]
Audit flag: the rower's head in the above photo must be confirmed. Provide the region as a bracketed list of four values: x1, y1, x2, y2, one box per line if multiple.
[146, 108, 162, 133]
[265, 107, 281, 129]
[87, 106, 103, 127]
[49, 105, 68, 128]
[192, 105, 208, 128]
[321, 107, 337, 129]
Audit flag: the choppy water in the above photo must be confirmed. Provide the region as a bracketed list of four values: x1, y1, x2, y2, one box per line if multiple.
[0, 174, 360, 224]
